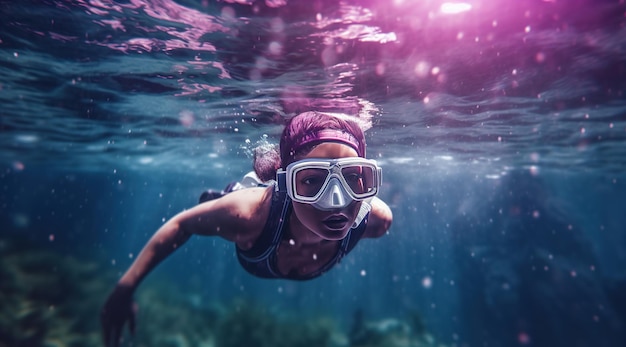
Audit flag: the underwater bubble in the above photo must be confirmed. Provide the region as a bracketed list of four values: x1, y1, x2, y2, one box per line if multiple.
[268, 41, 282, 55]
[422, 276, 432, 288]
[221, 6, 235, 20]
[414, 61, 430, 78]
[536, 52, 546, 63]
[188, 294, 202, 308]
[139, 156, 154, 165]
[179, 110, 194, 127]
[15, 134, 39, 143]
[270, 17, 285, 32]
[12, 161, 25, 171]
[376, 62, 386, 76]
[518, 332, 531, 344]
[13, 213, 29, 228]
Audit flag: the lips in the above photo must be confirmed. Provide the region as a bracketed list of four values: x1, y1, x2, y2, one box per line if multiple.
[322, 215, 350, 230]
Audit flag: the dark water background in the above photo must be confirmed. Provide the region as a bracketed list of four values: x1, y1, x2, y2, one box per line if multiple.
[1, 0, 626, 346]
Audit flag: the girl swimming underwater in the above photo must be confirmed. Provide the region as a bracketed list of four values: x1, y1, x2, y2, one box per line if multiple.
[101, 111, 393, 346]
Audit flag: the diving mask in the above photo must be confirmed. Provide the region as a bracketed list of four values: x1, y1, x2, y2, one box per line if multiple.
[277, 158, 382, 210]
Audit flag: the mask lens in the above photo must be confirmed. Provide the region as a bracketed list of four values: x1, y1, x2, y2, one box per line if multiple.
[294, 168, 330, 198]
[341, 165, 376, 195]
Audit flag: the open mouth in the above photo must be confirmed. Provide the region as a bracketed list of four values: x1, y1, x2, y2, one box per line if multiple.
[322, 215, 350, 230]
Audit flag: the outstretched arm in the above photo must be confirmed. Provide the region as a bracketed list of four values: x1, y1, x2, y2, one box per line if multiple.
[100, 187, 271, 347]
[119, 218, 192, 289]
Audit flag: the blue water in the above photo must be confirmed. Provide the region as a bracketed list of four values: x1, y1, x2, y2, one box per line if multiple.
[1, 0, 626, 346]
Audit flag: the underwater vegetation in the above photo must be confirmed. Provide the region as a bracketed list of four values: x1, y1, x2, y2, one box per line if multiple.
[0, 236, 443, 347]
[349, 309, 442, 347]
[214, 299, 337, 347]
[0, 237, 108, 347]
[131, 285, 221, 347]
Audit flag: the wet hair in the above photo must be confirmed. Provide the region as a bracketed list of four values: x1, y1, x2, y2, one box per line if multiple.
[253, 111, 366, 182]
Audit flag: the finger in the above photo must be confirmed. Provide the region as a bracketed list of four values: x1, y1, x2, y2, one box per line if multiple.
[102, 329, 109, 347]
[101, 315, 112, 347]
[129, 303, 138, 335]
[111, 324, 122, 347]
[129, 312, 136, 336]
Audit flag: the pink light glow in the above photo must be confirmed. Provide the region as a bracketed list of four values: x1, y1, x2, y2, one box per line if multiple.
[99, 19, 125, 31]
[440, 2, 472, 15]
[176, 83, 223, 97]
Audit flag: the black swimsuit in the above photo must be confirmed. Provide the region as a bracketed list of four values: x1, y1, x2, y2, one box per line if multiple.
[235, 188, 369, 281]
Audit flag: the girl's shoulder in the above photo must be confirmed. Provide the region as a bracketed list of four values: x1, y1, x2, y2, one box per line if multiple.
[177, 186, 274, 246]
[363, 197, 393, 238]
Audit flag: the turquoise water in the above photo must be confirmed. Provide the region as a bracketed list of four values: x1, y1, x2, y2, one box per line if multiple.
[1, 0, 625, 346]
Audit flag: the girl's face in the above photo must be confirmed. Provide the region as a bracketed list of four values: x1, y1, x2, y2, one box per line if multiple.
[291, 142, 363, 241]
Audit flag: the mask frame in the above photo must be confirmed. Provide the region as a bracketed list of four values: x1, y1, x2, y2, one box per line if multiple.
[277, 158, 382, 210]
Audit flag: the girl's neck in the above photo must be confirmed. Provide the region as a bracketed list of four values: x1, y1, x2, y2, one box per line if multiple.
[286, 214, 326, 246]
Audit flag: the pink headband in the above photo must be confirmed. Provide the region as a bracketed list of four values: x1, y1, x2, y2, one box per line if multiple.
[292, 129, 364, 157]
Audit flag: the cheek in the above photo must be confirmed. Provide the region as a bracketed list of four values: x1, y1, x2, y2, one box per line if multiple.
[292, 203, 320, 223]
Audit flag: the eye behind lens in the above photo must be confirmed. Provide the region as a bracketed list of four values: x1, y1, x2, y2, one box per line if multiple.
[295, 168, 329, 198]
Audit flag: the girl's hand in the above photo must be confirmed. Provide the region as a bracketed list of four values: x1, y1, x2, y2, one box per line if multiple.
[100, 284, 137, 347]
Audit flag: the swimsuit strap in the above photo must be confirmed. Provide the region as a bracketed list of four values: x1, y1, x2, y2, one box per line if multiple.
[235, 188, 291, 278]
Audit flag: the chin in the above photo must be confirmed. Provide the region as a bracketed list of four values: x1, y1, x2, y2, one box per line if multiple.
[314, 226, 351, 241]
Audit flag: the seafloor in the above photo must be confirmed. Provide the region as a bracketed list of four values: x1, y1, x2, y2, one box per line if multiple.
[0, 235, 443, 347]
